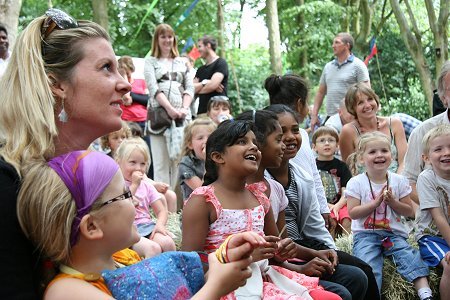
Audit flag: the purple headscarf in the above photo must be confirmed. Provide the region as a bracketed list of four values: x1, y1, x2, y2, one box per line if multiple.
[48, 150, 120, 247]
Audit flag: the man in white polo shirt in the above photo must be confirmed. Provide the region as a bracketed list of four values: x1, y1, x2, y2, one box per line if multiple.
[403, 60, 450, 204]
[0, 23, 10, 79]
[311, 32, 370, 130]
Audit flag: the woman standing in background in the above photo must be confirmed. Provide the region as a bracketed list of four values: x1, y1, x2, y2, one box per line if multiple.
[144, 24, 194, 188]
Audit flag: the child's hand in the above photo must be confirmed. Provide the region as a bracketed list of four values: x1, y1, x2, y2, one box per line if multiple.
[373, 186, 387, 207]
[316, 249, 338, 269]
[382, 187, 395, 206]
[251, 235, 279, 262]
[153, 182, 169, 194]
[122, 93, 132, 106]
[204, 253, 252, 296]
[199, 144, 207, 161]
[131, 171, 144, 186]
[297, 257, 332, 277]
[332, 205, 341, 219]
[226, 232, 267, 262]
[274, 238, 297, 261]
[150, 223, 170, 239]
[445, 251, 450, 265]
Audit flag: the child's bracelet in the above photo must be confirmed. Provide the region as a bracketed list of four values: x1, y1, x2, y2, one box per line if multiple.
[215, 234, 234, 264]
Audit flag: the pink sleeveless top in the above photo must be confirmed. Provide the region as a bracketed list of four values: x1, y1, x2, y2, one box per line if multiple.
[188, 182, 270, 253]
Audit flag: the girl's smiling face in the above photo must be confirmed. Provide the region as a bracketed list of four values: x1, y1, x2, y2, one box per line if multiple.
[189, 125, 213, 161]
[222, 130, 261, 175]
[260, 122, 285, 169]
[361, 140, 392, 174]
[277, 112, 302, 161]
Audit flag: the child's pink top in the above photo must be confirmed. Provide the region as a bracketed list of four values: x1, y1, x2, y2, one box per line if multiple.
[187, 182, 270, 253]
[126, 179, 161, 225]
[187, 182, 322, 299]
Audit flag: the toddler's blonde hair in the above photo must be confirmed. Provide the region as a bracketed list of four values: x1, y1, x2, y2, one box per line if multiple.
[100, 120, 131, 150]
[347, 131, 391, 176]
[115, 137, 151, 172]
[422, 124, 450, 155]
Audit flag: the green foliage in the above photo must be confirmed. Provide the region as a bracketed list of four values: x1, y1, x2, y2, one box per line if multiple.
[278, 0, 345, 80]
[226, 45, 272, 114]
[369, 29, 431, 120]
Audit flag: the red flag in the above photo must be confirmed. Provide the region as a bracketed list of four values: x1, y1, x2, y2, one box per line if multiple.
[364, 38, 378, 66]
[188, 45, 201, 61]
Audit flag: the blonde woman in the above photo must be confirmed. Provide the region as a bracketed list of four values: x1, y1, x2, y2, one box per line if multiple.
[0, 8, 131, 298]
[144, 23, 194, 188]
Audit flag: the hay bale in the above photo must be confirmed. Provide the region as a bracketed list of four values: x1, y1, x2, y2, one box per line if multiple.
[151, 211, 183, 250]
[165, 212, 182, 250]
[335, 234, 441, 300]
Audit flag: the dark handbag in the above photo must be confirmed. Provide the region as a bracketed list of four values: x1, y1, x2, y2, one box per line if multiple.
[147, 106, 172, 131]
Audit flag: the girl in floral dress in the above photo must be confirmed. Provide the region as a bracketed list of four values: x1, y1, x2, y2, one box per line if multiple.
[182, 120, 341, 300]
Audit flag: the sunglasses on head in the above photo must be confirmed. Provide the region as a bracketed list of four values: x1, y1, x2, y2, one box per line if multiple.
[41, 8, 78, 40]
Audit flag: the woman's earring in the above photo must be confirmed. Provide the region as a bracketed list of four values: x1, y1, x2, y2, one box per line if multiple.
[58, 98, 68, 123]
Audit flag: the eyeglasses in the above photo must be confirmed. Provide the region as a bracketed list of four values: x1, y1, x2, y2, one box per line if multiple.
[316, 138, 337, 144]
[100, 190, 133, 208]
[41, 8, 78, 40]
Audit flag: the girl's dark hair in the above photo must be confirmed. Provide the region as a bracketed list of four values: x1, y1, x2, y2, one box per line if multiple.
[264, 104, 300, 123]
[203, 120, 253, 186]
[264, 74, 309, 110]
[234, 110, 279, 147]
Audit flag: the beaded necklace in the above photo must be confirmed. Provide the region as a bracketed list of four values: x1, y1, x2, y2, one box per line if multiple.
[356, 116, 380, 133]
[366, 172, 389, 230]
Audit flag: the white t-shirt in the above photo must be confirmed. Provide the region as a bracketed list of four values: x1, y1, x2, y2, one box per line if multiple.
[0, 50, 11, 78]
[324, 113, 343, 134]
[292, 128, 330, 214]
[267, 178, 289, 222]
[403, 110, 450, 183]
[415, 169, 450, 241]
[345, 172, 412, 238]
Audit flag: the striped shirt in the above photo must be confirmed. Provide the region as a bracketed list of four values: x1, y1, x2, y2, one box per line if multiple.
[320, 54, 369, 116]
[284, 167, 303, 241]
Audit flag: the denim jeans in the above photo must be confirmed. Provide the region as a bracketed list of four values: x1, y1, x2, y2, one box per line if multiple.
[353, 230, 430, 294]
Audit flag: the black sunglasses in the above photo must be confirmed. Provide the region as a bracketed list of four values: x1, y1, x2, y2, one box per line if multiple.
[41, 8, 78, 40]
[100, 190, 133, 208]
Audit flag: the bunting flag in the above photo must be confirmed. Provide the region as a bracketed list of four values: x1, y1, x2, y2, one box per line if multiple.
[175, 0, 200, 28]
[364, 37, 378, 66]
[188, 45, 201, 61]
[130, 0, 159, 49]
[182, 37, 195, 53]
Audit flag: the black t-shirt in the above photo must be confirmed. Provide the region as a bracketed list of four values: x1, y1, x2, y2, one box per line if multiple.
[195, 57, 229, 114]
[433, 89, 446, 117]
[0, 157, 41, 299]
[316, 157, 352, 204]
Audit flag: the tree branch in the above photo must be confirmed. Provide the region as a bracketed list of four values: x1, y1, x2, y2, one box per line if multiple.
[403, 0, 422, 43]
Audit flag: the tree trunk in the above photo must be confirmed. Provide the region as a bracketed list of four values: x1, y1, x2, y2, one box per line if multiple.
[92, 0, 108, 32]
[0, 0, 22, 50]
[390, 0, 444, 113]
[216, 0, 225, 58]
[295, 0, 308, 78]
[424, 0, 449, 79]
[355, 0, 372, 54]
[266, 0, 282, 75]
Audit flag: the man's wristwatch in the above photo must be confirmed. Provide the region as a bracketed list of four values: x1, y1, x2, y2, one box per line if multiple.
[201, 79, 209, 87]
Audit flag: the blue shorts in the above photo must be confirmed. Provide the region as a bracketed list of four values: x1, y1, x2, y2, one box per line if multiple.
[137, 222, 156, 238]
[418, 235, 450, 267]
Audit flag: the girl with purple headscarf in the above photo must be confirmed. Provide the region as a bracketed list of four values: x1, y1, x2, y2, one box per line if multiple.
[17, 150, 264, 299]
